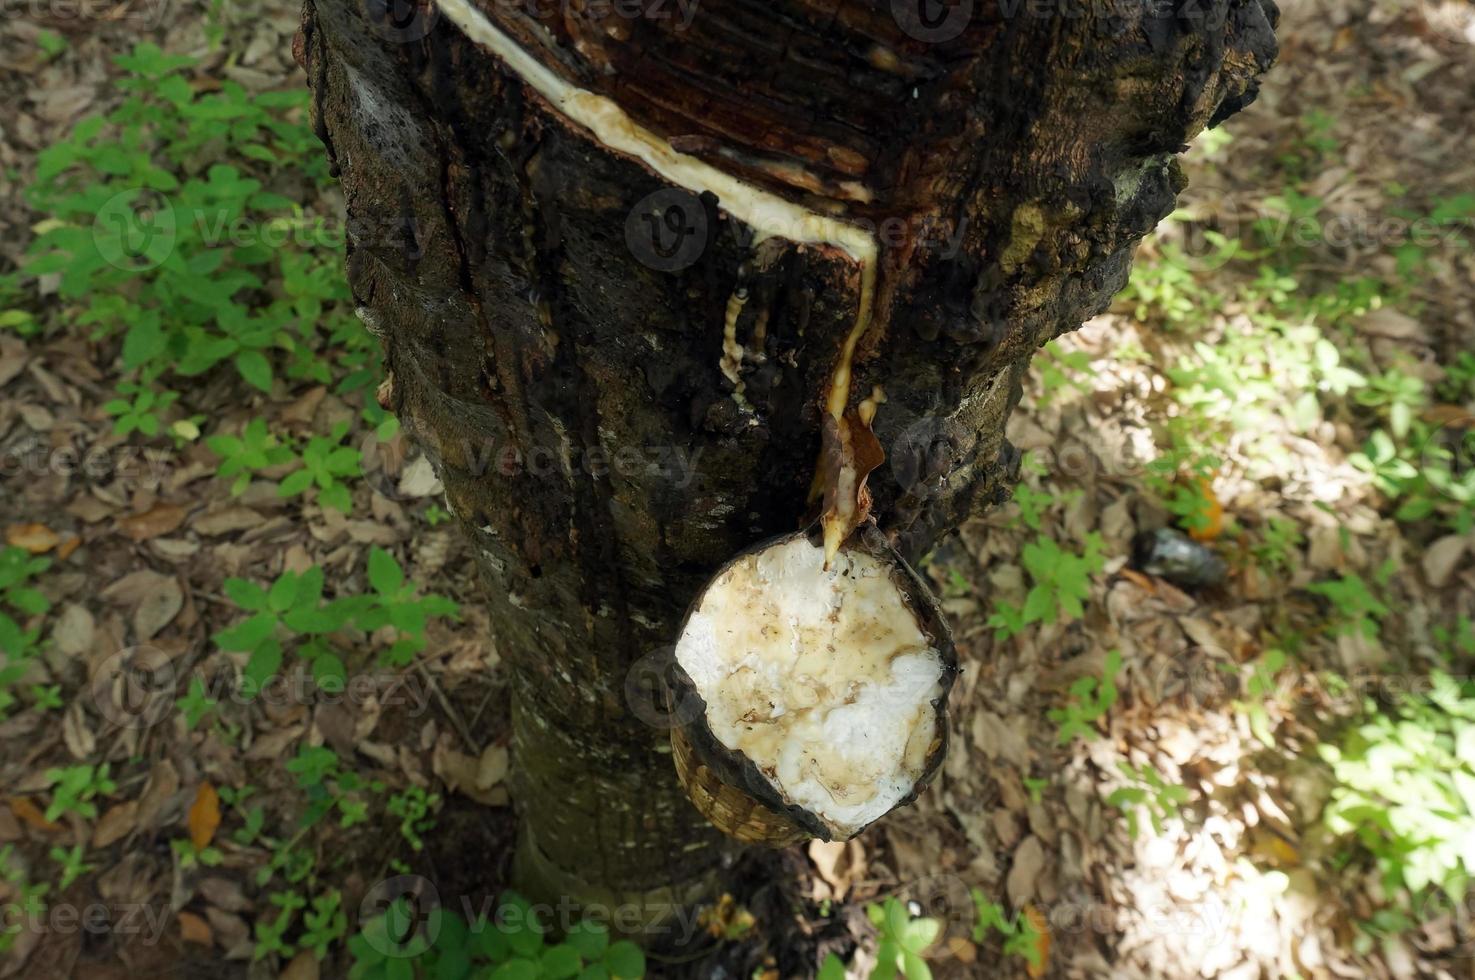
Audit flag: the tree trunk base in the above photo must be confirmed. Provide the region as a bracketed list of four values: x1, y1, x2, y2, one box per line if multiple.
[302, 0, 1277, 927]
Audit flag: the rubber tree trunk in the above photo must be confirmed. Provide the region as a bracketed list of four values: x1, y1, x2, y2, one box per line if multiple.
[299, 0, 1276, 929]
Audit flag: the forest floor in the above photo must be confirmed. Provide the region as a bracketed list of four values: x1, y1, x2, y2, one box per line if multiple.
[1, 0, 1474, 978]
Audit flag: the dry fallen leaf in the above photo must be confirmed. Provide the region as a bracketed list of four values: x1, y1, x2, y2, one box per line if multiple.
[808, 838, 866, 901]
[0, 338, 27, 389]
[9, 797, 60, 833]
[1118, 567, 1158, 594]
[67, 495, 114, 524]
[1006, 835, 1046, 908]
[397, 455, 443, 498]
[1024, 904, 1050, 978]
[135, 759, 180, 831]
[51, 604, 95, 659]
[118, 502, 188, 542]
[1422, 534, 1468, 589]
[191, 506, 263, 537]
[62, 701, 97, 759]
[476, 743, 509, 790]
[0, 806, 19, 844]
[280, 385, 328, 425]
[198, 876, 252, 913]
[1187, 478, 1224, 542]
[432, 735, 509, 806]
[245, 724, 306, 762]
[280, 951, 321, 980]
[188, 782, 221, 851]
[92, 801, 139, 849]
[133, 575, 184, 641]
[205, 906, 250, 954]
[948, 936, 978, 964]
[178, 910, 213, 946]
[5, 523, 59, 554]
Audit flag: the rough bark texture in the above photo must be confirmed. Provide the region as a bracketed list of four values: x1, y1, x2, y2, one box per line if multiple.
[299, 0, 1276, 930]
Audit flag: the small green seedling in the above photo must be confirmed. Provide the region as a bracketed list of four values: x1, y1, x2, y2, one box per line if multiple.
[988, 533, 1105, 640]
[865, 896, 941, 980]
[1106, 762, 1189, 838]
[971, 890, 1044, 973]
[1048, 650, 1123, 744]
[43, 764, 116, 822]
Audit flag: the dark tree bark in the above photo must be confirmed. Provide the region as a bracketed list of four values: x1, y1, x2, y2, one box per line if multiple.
[299, 0, 1276, 933]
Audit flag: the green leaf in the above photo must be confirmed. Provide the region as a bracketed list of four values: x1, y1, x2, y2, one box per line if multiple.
[565, 921, 609, 960]
[368, 547, 404, 596]
[312, 652, 346, 693]
[489, 959, 538, 980]
[122, 314, 167, 368]
[884, 899, 909, 941]
[294, 566, 325, 605]
[207, 434, 243, 458]
[473, 921, 511, 961]
[7, 588, 49, 616]
[319, 481, 353, 514]
[542, 944, 583, 979]
[603, 940, 644, 979]
[817, 954, 847, 980]
[1021, 586, 1055, 625]
[503, 924, 542, 960]
[223, 578, 269, 612]
[268, 572, 298, 613]
[278, 469, 314, 497]
[901, 949, 932, 980]
[283, 606, 339, 634]
[215, 612, 275, 651]
[902, 917, 940, 952]
[433, 947, 471, 980]
[235, 349, 273, 392]
[871, 941, 899, 980]
[241, 640, 282, 697]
